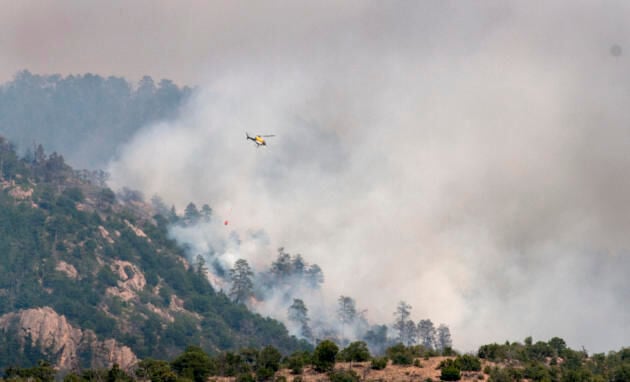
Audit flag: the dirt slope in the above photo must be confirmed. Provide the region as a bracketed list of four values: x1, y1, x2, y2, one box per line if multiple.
[210, 357, 489, 382]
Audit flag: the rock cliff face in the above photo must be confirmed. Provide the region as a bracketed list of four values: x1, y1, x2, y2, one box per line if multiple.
[0, 307, 137, 370]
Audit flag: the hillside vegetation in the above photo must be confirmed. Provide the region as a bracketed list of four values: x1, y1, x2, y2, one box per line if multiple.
[2, 338, 629, 381]
[0, 71, 192, 168]
[0, 138, 309, 370]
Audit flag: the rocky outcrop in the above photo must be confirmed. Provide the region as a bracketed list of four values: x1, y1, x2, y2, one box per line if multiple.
[124, 219, 150, 242]
[0, 307, 137, 370]
[98, 225, 115, 244]
[2, 180, 34, 201]
[55, 260, 78, 279]
[9, 186, 33, 200]
[106, 260, 147, 302]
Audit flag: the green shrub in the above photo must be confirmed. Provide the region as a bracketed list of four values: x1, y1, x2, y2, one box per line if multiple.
[507, 367, 523, 381]
[523, 363, 550, 381]
[439, 359, 461, 381]
[236, 373, 255, 382]
[313, 340, 339, 372]
[328, 369, 360, 382]
[258, 346, 282, 372]
[386, 344, 414, 365]
[338, 341, 371, 362]
[371, 357, 388, 370]
[611, 364, 630, 382]
[440, 365, 461, 381]
[288, 354, 304, 374]
[63, 187, 85, 202]
[457, 354, 481, 371]
[255, 367, 274, 382]
[171, 346, 216, 382]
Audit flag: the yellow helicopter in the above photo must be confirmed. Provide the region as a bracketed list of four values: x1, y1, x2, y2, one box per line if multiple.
[246, 132, 275, 147]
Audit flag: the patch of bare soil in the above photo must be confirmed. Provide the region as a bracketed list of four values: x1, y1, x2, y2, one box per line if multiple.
[209, 357, 490, 382]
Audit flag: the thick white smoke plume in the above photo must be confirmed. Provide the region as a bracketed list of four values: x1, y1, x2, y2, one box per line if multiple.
[109, 2, 630, 352]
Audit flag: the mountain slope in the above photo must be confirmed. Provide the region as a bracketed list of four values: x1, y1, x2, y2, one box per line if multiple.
[0, 137, 309, 370]
[0, 71, 192, 169]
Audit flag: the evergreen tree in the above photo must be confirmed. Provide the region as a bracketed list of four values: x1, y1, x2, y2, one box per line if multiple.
[313, 340, 339, 372]
[171, 345, 216, 382]
[107, 363, 132, 382]
[417, 319, 436, 350]
[337, 296, 357, 345]
[200, 204, 212, 222]
[403, 320, 417, 346]
[292, 254, 306, 275]
[338, 341, 371, 362]
[195, 255, 208, 277]
[136, 359, 178, 382]
[288, 299, 313, 342]
[184, 202, 201, 225]
[270, 247, 293, 280]
[436, 324, 453, 351]
[393, 301, 412, 344]
[34, 144, 46, 163]
[256, 345, 282, 381]
[363, 325, 388, 355]
[305, 264, 324, 288]
[168, 205, 179, 223]
[229, 259, 254, 304]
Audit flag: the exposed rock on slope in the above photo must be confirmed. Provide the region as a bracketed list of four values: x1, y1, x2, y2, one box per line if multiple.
[0, 307, 137, 370]
[106, 260, 146, 302]
[55, 261, 78, 279]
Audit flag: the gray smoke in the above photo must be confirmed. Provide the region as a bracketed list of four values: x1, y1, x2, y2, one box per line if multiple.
[103, 1, 630, 352]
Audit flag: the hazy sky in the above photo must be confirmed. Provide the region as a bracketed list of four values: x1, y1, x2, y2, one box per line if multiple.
[0, 0, 369, 85]
[5, 1, 630, 352]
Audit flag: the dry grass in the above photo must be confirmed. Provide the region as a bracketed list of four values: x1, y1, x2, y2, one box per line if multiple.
[208, 357, 490, 382]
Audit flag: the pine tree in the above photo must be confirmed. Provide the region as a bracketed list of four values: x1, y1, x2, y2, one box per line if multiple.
[229, 259, 254, 304]
[436, 324, 453, 351]
[292, 254, 306, 275]
[417, 319, 436, 350]
[393, 301, 412, 344]
[305, 264, 324, 288]
[403, 320, 418, 346]
[200, 204, 212, 222]
[288, 298, 313, 342]
[168, 205, 179, 223]
[184, 202, 200, 225]
[195, 255, 208, 277]
[363, 325, 388, 355]
[337, 296, 357, 345]
[270, 247, 293, 280]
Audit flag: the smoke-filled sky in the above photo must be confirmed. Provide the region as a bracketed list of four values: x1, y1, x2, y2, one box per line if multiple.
[6, 1, 630, 352]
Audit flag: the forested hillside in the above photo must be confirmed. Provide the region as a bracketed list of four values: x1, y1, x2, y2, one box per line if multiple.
[0, 138, 309, 370]
[0, 71, 192, 168]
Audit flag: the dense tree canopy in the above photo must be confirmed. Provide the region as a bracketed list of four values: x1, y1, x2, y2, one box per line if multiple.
[0, 139, 310, 368]
[0, 71, 192, 168]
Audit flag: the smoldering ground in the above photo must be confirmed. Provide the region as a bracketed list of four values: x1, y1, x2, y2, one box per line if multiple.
[106, 2, 630, 352]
